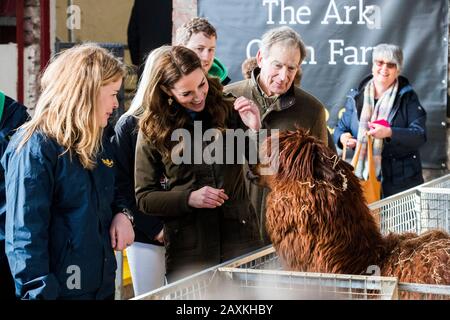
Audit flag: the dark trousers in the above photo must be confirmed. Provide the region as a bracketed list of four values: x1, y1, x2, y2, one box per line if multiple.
[0, 240, 16, 300]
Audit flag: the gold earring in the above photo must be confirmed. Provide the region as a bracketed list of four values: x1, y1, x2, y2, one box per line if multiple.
[168, 97, 173, 106]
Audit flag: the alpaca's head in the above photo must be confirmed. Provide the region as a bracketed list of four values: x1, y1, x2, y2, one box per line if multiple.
[251, 128, 360, 196]
[254, 129, 383, 275]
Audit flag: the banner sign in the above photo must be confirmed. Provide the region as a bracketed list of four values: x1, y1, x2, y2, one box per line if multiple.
[199, 0, 448, 168]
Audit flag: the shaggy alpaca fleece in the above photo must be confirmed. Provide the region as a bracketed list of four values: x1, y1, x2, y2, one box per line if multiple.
[257, 128, 450, 286]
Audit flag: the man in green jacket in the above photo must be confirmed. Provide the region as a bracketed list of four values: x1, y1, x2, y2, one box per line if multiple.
[225, 26, 330, 245]
[175, 17, 231, 85]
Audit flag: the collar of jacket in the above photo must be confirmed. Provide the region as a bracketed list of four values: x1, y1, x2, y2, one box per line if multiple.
[209, 57, 229, 83]
[172, 101, 200, 121]
[0, 95, 25, 129]
[250, 67, 297, 113]
[352, 74, 414, 122]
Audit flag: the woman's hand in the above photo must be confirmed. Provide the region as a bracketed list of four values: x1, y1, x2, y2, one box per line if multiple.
[110, 213, 135, 251]
[154, 229, 164, 244]
[234, 96, 261, 131]
[340, 132, 357, 148]
[188, 186, 229, 209]
[368, 122, 392, 139]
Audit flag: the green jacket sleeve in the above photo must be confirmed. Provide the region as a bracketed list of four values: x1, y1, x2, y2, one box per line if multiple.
[135, 130, 192, 217]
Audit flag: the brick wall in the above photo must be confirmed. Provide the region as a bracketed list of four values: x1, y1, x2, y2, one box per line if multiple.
[172, 0, 197, 42]
[23, 0, 41, 113]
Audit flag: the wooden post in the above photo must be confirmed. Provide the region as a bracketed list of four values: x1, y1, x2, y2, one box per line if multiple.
[16, 0, 24, 103]
[40, 0, 50, 71]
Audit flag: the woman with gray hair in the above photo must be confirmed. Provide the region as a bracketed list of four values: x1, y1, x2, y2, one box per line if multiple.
[334, 43, 426, 197]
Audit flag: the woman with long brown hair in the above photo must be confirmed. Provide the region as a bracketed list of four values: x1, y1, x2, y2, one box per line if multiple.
[135, 45, 263, 282]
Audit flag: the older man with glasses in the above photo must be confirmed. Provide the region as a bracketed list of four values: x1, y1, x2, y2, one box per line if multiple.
[225, 26, 330, 245]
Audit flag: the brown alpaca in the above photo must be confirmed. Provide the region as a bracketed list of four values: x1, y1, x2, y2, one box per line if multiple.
[254, 128, 450, 286]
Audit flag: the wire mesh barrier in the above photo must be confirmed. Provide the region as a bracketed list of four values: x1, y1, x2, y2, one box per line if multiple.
[128, 175, 450, 300]
[133, 263, 399, 300]
[224, 246, 281, 270]
[223, 247, 450, 299]
[369, 174, 450, 234]
[398, 283, 450, 300]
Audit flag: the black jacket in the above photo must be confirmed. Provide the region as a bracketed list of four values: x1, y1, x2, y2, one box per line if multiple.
[0, 95, 29, 241]
[111, 114, 163, 245]
[127, 0, 172, 69]
[334, 75, 427, 197]
[0, 94, 29, 299]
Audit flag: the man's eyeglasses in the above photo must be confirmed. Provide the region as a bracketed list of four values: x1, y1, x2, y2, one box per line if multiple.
[374, 60, 397, 69]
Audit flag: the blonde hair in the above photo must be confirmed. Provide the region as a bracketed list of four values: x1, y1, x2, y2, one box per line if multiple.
[18, 43, 126, 169]
[125, 46, 171, 119]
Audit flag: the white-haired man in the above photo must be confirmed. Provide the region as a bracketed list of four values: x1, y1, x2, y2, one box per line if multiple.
[225, 26, 330, 244]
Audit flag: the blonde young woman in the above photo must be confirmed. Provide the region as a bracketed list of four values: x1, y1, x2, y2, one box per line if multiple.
[112, 47, 166, 296]
[1, 44, 134, 300]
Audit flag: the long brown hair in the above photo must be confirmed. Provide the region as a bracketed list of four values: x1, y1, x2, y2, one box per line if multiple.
[139, 45, 233, 157]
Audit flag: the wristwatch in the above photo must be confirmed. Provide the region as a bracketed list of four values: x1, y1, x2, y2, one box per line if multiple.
[120, 208, 135, 227]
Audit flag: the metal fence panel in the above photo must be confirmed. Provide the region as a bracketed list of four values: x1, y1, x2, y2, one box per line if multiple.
[369, 174, 450, 234]
[132, 175, 450, 300]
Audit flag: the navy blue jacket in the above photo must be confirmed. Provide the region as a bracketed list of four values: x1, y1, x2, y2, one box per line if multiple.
[334, 75, 426, 197]
[1, 130, 117, 299]
[0, 95, 29, 241]
[0, 95, 29, 299]
[112, 114, 163, 245]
